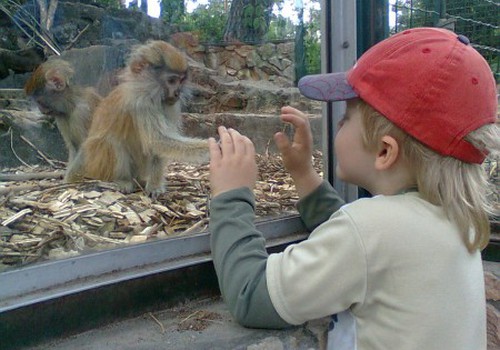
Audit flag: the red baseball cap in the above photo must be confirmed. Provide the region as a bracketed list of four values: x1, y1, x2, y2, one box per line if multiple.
[298, 27, 498, 164]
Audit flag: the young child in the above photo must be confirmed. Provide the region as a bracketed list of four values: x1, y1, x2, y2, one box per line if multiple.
[208, 27, 499, 350]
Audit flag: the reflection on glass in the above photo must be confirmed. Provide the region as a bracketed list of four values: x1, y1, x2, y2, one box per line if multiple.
[0, 0, 322, 269]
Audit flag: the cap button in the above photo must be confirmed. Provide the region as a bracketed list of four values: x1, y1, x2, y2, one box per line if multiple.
[457, 34, 470, 45]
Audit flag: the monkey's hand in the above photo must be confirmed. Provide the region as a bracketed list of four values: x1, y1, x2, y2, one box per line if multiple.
[144, 155, 167, 198]
[209, 126, 257, 198]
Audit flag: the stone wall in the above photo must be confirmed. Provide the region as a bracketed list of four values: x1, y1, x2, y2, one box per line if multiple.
[171, 32, 296, 87]
[1, 0, 297, 90]
[485, 261, 500, 349]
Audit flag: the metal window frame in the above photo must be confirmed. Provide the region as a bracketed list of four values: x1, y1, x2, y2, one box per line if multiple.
[322, 0, 359, 202]
[0, 214, 307, 313]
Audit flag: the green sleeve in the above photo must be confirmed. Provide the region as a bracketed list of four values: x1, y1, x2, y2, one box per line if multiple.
[296, 180, 346, 231]
[209, 187, 291, 329]
[209, 181, 344, 328]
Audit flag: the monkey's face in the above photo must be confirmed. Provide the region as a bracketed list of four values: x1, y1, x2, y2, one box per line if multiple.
[31, 91, 55, 115]
[32, 89, 69, 117]
[153, 67, 187, 106]
[34, 98, 53, 115]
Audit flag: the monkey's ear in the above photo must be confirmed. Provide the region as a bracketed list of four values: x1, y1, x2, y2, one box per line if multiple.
[130, 59, 148, 74]
[45, 69, 67, 91]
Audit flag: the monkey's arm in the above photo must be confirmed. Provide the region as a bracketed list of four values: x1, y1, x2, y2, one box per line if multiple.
[54, 118, 78, 162]
[155, 130, 209, 163]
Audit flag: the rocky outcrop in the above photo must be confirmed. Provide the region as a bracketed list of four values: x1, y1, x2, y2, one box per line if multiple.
[0, 47, 45, 80]
[171, 32, 296, 87]
[485, 261, 500, 349]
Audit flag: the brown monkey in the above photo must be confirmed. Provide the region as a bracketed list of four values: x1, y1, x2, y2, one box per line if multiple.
[24, 59, 102, 177]
[66, 41, 209, 197]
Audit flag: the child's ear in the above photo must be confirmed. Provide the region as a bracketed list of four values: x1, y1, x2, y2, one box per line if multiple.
[45, 69, 66, 91]
[375, 135, 399, 170]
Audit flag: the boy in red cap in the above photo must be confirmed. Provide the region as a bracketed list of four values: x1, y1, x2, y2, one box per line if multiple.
[208, 27, 499, 349]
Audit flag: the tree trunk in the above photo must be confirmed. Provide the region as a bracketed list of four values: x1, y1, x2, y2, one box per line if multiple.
[47, 0, 58, 31]
[140, 0, 148, 15]
[223, 0, 272, 43]
[36, 0, 58, 32]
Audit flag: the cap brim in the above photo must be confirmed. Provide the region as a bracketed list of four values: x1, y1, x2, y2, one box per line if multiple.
[298, 72, 358, 102]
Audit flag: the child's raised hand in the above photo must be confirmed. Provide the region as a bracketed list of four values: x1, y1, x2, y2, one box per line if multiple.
[209, 126, 258, 198]
[274, 106, 322, 198]
[274, 106, 314, 177]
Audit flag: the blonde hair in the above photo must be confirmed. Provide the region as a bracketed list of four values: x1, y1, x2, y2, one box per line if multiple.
[358, 99, 500, 252]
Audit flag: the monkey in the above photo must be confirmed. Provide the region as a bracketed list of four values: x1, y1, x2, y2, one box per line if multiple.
[66, 40, 209, 197]
[24, 58, 102, 178]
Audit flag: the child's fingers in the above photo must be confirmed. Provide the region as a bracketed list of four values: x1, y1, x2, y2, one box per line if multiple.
[242, 134, 256, 157]
[274, 131, 291, 154]
[229, 128, 255, 157]
[218, 126, 234, 154]
[281, 105, 303, 116]
[208, 137, 221, 163]
[280, 107, 309, 130]
[280, 111, 311, 147]
[228, 128, 245, 154]
[283, 113, 308, 132]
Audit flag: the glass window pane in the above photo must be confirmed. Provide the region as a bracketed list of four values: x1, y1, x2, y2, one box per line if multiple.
[0, 0, 323, 270]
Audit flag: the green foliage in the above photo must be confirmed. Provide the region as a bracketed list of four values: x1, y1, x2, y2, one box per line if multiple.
[219, 0, 273, 43]
[237, 1, 271, 42]
[303, 7, 321, 74]
[160, 0, 185, 24]
[266, 15, 295, 40]
[391, 0, 434, 32]
[258, 0, 321, 75]
[169, 1, 227, 43]
[252, 15, 267, 37]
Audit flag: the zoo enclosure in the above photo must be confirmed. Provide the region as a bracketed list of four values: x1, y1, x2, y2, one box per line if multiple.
[0, 0, 498, 348]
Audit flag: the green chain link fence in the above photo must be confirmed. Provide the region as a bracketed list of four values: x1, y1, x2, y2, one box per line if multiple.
[391, 0, 499, 81]
[390, 0, 499, 224]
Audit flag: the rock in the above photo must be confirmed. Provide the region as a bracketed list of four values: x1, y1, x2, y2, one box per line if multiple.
[485, 270, 500, 301]
[0, 47, 45, 80]
[247, 336, 284, 350]
[487, 303, 500, 349]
